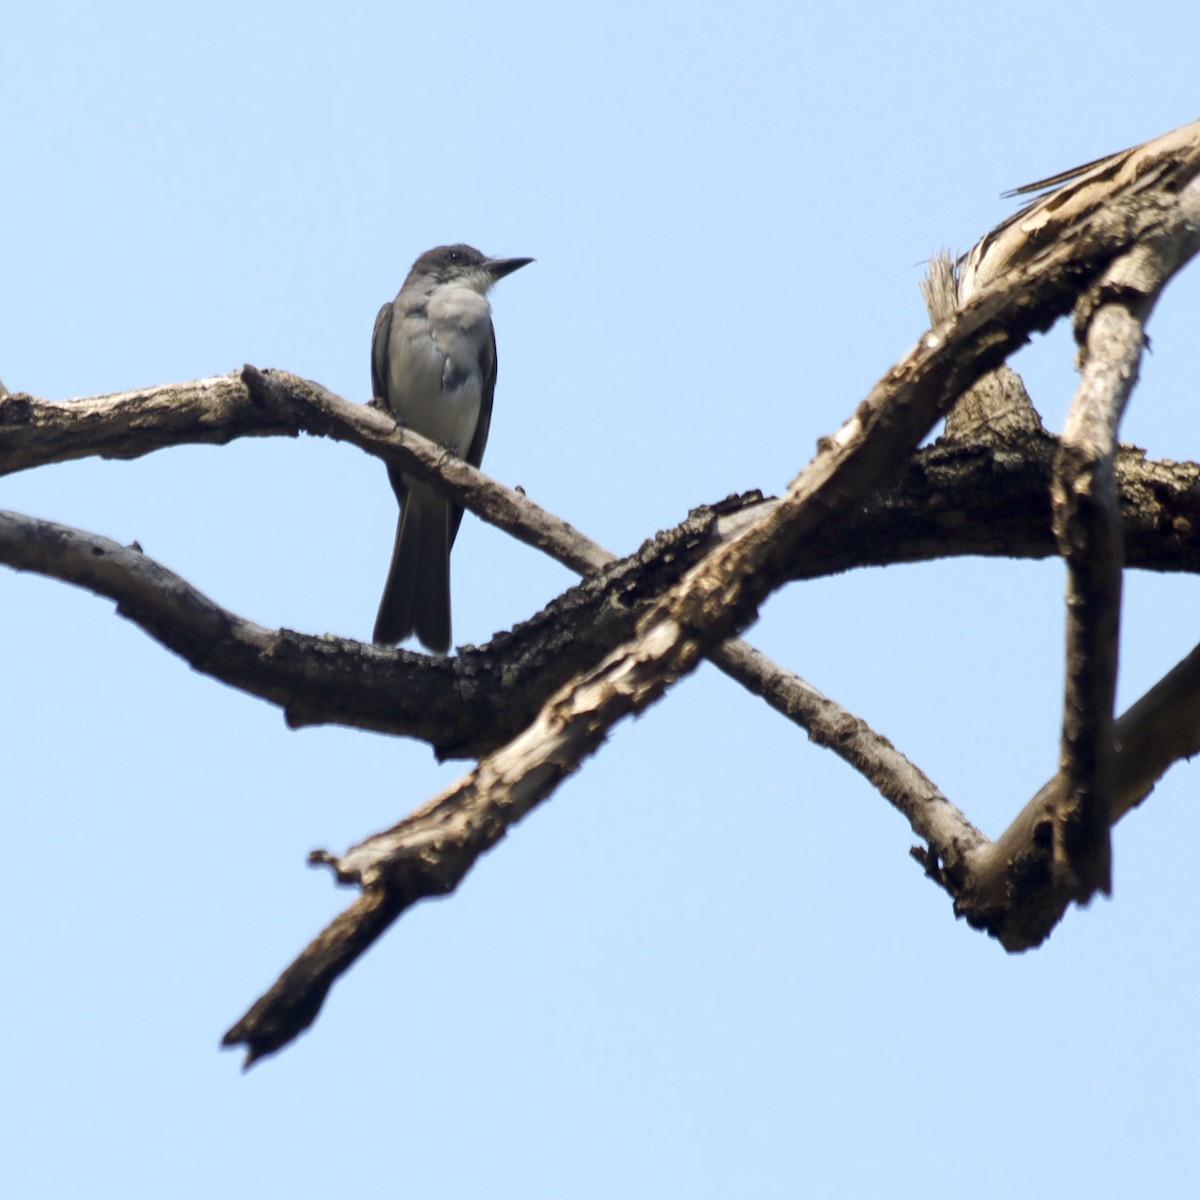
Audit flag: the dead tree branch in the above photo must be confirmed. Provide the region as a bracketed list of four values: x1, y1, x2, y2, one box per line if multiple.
[5, 119, 1200, 1065]
[1050, 302, 1140, 900]
[943, 638, 1200, 950]
[918, 120, 1200, 937]
[220, 150, 1200, 1063]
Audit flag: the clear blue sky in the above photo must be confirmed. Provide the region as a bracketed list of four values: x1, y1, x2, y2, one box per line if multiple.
[3, 3, 1198, 1197]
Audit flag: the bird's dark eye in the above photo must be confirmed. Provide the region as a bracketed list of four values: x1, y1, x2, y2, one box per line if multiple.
[449, 250, 461, 262]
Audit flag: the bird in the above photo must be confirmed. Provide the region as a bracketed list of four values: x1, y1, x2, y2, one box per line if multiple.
[371, 244, 532, 652]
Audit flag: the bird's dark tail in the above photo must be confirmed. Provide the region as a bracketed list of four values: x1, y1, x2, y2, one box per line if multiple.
[373, 485, 452, 652]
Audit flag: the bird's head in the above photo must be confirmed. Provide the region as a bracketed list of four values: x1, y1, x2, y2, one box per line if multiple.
[407, 244, 534, 294]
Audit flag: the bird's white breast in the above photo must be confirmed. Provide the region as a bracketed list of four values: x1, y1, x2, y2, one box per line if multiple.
[390, 283, 491, 457]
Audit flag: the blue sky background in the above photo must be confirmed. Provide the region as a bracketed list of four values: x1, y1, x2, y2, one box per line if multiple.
[3, 3, 1198, 1197]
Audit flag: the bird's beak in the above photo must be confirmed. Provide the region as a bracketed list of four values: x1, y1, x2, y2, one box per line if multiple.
[485, 255, 535, 281]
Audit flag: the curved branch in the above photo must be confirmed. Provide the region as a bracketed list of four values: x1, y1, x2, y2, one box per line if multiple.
[241, 367, 614, 576]
[953, 638, 1200, 951]
[0, 367, 611, 576]
[713, 641, 986, 874]
[0, 502, 729, 755]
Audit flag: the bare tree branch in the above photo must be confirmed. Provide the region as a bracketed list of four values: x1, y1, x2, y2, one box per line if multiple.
[10, 165, 1170, 769]
[0, 375, 294, 473]
[711, 641, 987, 870]
[919, 142, 1200, 942]
[242, 367, 616, 577]
[957, 119, 1200, 302]
[222, 186, 1189, 1063]
[7, 118, 1200, 1066]
[1111, 642, 1200, 820]
[223, 647, 990, 1069]
[1048, 163, 1200, 901]
[0, 367, 613, 575]
[9, 364, 1200, 582]
[0, 502, 731, 754]
[948, 638, 1200, 951]
[6, 428, 1198, 752]
[222, 888, 410, 1068]
[1050, 303, 1142, 900]
[10, 343, 1198, 764]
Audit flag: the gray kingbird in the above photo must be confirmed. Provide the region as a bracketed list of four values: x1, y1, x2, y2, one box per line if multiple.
[371, 244, 532, 652]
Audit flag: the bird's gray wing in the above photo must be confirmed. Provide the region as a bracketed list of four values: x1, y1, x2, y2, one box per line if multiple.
[372, 300, 408, 505]
[466, 322, 498, 471]
[371, 301, 393, 403]
[449, 321, 498, 546]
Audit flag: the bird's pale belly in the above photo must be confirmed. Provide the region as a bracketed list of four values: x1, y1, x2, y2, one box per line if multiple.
[401, 380, 481, 458]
